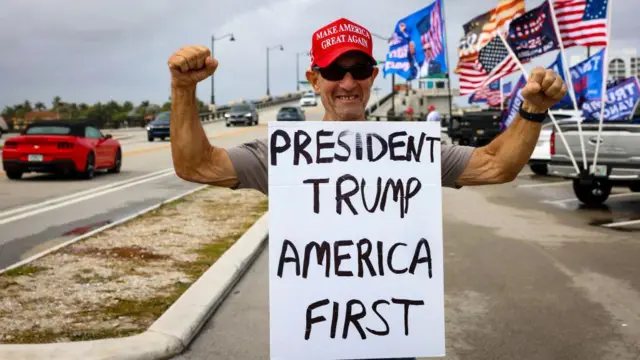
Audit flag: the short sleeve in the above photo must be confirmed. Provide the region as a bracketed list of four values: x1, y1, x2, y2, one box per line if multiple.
[441, 144, 475, 188]
[226, 138, 269, 195]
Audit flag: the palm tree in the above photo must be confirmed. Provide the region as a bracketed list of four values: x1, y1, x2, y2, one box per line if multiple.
[52, 96, 61, 110]
[34, 102, 46, 111]
[23, 100, 33, 113]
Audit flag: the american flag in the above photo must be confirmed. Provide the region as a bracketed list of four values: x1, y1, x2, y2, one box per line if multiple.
[457, 0, 525, 66]
[458, 36, 519, 95]
[553, 0, 609, 47]
[421, 0, 444, 62]
[470, 79, 512, 107]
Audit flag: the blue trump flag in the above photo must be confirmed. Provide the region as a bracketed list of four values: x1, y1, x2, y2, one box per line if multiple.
[506, 0, 560, 62]
[503, 75, 527, 129]
[383, 0, 448, 80]
[570, 48, 605, 102]
[582, 77, 640, 121]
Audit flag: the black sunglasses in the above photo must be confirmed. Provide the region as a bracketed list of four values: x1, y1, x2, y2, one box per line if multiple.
[313, 62, 375, 81]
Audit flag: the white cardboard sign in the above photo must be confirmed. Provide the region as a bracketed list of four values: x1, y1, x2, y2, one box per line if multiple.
[268, 121, 445, 360]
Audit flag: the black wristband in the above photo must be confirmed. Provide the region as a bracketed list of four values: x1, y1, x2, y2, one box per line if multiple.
[518, 105, 548, 123]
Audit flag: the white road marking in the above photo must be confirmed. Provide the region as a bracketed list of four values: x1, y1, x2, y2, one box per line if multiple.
[542, 192, 640, 205]
[517, 181, 572, 188]
[602, 219, 640, 228]
[517, 172, 534, 177]
[0, 169, 177, 226]
[0, 168, 175, 221]
[0, 184, 209, 274]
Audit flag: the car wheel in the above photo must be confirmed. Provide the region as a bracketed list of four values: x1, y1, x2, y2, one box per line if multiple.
[82, 152, 96, 179]
[629, 183, 640, 192]
[160, 136, 166, 141]
[108, 148, 122, 174]
[6, 170, 22, 180]
[148, 136, 154, 142]
[529, 163, 548, 176]
[572, 178, 612, 206]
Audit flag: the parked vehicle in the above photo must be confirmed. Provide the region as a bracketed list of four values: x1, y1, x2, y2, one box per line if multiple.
[225, 103, 259, 127]
[277, 106, 306, 121]
[548, 118, 640, 205]
[528, 110, 582, 176]
[448, 109, 502, 147]
[147, 111, 170, 142]
[299, 92, 318, 107]
[1, 120, 121, 180]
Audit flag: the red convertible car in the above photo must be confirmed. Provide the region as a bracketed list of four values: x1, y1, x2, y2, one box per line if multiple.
[1, 120, 122, 180]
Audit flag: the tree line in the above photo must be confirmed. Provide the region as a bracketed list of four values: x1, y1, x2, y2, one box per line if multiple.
[1, 96, 208, 127]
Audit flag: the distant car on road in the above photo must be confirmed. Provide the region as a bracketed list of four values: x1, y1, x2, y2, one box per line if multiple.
[1, 120, 122, 180]
[225, 103, 259, 127]
[299, 92, 318, 107]
[147, 111, 170, 142]
[277, 106, 306, 121]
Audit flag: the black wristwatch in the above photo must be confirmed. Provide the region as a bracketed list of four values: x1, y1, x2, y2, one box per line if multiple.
[519, 105, 548, 123]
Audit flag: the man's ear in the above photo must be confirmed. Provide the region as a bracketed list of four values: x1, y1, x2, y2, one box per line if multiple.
[371, 67, 379, 83]
[306, 70, 321, 92]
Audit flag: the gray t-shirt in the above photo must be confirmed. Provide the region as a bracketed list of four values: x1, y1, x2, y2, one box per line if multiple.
[227, 138, 474, 195]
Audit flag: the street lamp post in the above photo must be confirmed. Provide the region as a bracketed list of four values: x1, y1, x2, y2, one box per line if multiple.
[371, 32, 396, 116]
[210, 33, 235, 106]
[296, 51, 310, 91]
[266, 44, 284, 97]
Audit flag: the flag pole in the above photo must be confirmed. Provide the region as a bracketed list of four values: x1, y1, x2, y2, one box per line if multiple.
[500, 78, 504, 111]
[591, 0, 613, 172]
[440, 0, 454, 120]
[548, 0, 588, 171]
[497, 30, 581, 175]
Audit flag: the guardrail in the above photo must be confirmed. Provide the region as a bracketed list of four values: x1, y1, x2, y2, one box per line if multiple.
[198, 91, 308, 122]
[364, 92, 395, 121]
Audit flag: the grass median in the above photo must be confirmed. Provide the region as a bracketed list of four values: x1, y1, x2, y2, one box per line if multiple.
[0, 186, 268, 344]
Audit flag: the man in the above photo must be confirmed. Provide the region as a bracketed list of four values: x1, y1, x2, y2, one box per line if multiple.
[426, 104, 440, 122]
[168, 17, 567, 360]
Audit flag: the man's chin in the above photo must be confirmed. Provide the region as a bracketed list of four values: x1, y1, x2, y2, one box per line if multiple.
[335, 106, 365, 121]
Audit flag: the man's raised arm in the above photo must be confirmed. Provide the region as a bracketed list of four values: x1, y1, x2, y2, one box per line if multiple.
[456, 67, 568, 186]
[168, 45, 238, 188]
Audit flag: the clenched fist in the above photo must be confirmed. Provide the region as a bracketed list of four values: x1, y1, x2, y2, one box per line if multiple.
[168, 45, 218, 88]
[521, 67, 568, 113]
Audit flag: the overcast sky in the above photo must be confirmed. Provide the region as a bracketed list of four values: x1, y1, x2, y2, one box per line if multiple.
[0, 0, 637, 109]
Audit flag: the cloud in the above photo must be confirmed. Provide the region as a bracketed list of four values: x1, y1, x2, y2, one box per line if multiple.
[0, 0, 637, 109]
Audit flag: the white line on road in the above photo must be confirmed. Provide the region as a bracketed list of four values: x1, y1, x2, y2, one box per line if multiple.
[0, 184, 209, 274]
[0, 168, 175, 221]
[0, 169, 177, 226]
[517, 181, 572, 188]
[602, 219, 640, 228]
[542, 192, 640, 205]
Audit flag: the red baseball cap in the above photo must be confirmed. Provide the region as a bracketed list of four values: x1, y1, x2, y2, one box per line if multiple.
[309, 18, 375, 69]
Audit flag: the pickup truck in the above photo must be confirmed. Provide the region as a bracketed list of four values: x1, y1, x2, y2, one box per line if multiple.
[548, 119, 640, 205]
[528, 110, 582, 175]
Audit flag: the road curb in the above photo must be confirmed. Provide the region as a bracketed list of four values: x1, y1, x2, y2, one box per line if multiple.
[0, 203, 269, 360]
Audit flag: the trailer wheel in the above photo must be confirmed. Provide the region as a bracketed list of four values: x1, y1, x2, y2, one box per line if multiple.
[572, 178, 612, 206]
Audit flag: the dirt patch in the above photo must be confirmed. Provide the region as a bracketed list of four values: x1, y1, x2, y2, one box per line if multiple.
[0, 186, 267, 344]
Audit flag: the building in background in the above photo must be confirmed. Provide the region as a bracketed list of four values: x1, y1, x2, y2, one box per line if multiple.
[570, 48, 640, 81]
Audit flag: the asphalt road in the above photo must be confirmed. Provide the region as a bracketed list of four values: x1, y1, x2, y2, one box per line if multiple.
[0, 101, 326, 269]
[173, 137, 640, 359]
